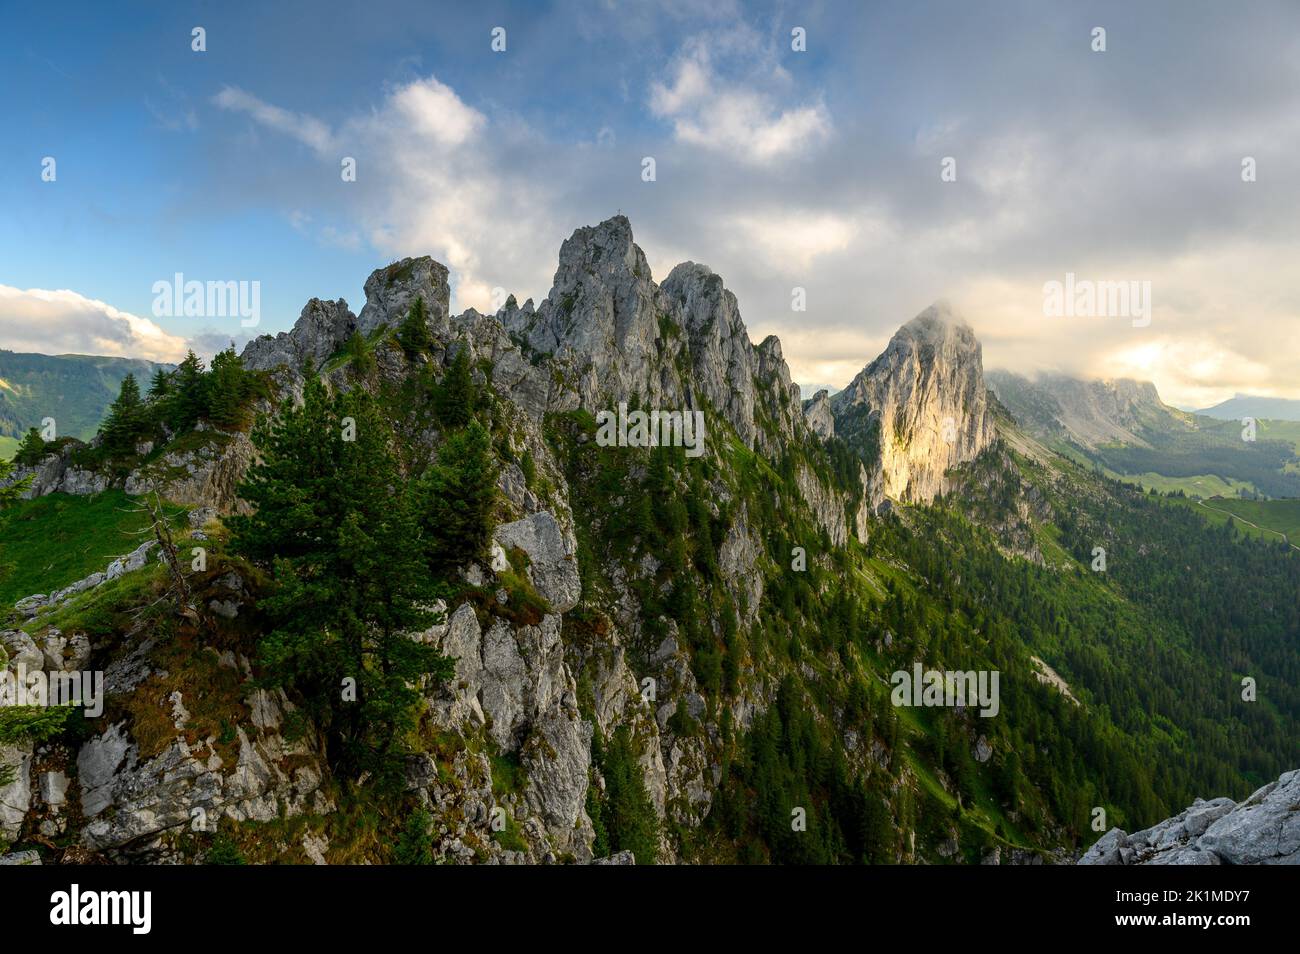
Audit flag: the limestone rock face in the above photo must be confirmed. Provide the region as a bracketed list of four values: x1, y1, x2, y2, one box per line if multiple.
[803, 389, 836, 440]
[357, 256, 451, 338]
[831, 302, 995, 505]
[492, 511, 582, 613]
[241, 298, 356, 373]
[125, 431, 255, 514]
[1078, 769, 1300, 865]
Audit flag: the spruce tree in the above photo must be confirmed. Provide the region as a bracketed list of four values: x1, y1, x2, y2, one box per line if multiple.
[206, 348, 247, 429]
[148, 367, 172, 399]
[344, 330, 374, 378]
[100, 373, 147, 457]
[170, 351, 208, 431]
[417, 418, 498, 573]
[229, 377, 452, 782]
[14, 427, 47, 466]
[434, 347, 474, 429]
[396, 296, 433, 357]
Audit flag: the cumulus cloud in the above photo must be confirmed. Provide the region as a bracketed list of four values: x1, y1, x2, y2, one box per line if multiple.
[214, 73, 563, 314]
[0, 285, 190, 363]
[649, 41, 831, 164]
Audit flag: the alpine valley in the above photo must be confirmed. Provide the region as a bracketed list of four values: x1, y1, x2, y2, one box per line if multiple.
[1, 217, 1296, 866]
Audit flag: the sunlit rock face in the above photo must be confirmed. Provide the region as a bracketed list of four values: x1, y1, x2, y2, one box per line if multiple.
[832, 302, 995, 506]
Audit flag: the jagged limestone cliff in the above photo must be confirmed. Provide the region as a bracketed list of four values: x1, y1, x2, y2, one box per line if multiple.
[830, 302, 995, 507]
[5, 216, 1291, 868]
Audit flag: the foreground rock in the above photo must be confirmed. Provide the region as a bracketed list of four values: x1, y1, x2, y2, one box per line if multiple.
[1079, 769, 1300, 865]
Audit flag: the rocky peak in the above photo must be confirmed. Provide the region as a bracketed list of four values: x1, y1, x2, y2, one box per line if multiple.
[503, 216, 807, 454]
[832, 301, 995, 505]
[240, 297, 356, 373]
[506, 216, 664, 408]
[358, 256, 451, 338]
[661, 262, 760, 448]
[803, 389, 835, 440]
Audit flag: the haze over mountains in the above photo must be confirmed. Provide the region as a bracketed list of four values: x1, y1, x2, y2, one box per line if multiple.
[988, 370, 1300, 499]
[1194, 394, 1300, 422]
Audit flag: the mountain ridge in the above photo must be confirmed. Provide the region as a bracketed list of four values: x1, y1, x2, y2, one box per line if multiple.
[2, 214, 1296, 867]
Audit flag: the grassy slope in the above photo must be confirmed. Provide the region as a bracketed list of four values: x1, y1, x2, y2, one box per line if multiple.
[0, 491, 186, 605]
[1172, 496, 1300, 547]
[1113, 471, 1255, 498]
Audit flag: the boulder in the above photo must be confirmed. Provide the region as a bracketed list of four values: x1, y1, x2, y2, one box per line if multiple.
[492, 512, 581, 613]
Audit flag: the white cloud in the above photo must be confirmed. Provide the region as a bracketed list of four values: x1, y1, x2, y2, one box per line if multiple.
[727, 211, 864, 271]
[649, 43, 831, 164]
[221, 75, 560, 314]
[0, 285, 190, 363]
[389, 76, 486, 146]
[214, 86, 335, 154]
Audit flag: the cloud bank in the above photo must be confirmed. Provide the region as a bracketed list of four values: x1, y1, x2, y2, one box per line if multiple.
[0, 285, 190, 363]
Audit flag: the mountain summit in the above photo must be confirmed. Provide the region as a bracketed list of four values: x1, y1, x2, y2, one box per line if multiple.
[828, 301, 995, 505]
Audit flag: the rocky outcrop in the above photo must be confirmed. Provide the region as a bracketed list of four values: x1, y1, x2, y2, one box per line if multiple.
[11, 428, 253, 515]
[1079, 769, 1300, 865]
[125, 430, 255, 514]
[241, 298, 356, 373]
[358, 257, 451, 338]
[7, 448, 109, 498]
[831, 302, 995, 506]
[803, 389, 836, 440]
[493, 512, 582, 613]
[75, 693, 331, 858]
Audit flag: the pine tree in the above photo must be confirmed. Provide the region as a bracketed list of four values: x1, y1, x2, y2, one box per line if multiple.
[170, 351, 208, 431]
[229, 377, 452, 782]
[393, 809, 434, 865]
[417, 418, 499, 573]
[100, 373, 147, 457]
[434, 347, 474, 429]
[148, 367, 172, 399]
[396, 296, 433, 357]
[206, 348, 247, 428]
[345, 330, 374, 378]
[14, 427, 48, 466]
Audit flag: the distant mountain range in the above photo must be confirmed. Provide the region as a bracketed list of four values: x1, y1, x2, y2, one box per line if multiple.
[1194, 394, 1300, 422]
[0, 350, 171, 447]
[988, 370, 1300, 498]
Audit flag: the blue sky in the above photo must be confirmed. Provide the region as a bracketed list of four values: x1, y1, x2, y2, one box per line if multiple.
[3, 0, 1299, 406]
